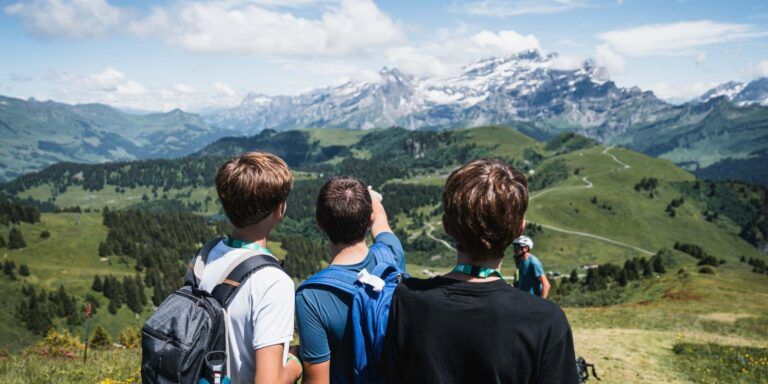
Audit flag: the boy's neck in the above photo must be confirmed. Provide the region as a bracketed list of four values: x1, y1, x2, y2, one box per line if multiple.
[444, 252, 504, 282]
[455, 252, 503, 270]
[329, 241, 369, 266]
[231, 225, 271, 248]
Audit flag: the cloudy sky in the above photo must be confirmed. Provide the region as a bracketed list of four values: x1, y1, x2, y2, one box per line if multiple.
[1, 0, 767, 111]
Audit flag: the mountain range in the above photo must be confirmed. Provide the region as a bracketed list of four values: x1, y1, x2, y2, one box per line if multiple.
[0, 96, 233, 181]
[1, 50, 766, 186]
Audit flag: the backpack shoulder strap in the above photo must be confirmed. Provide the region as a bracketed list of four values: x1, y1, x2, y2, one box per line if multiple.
[370, 243, 397, 267]
[298, 268, 359, 296]
[211, 254, 285, 307]
[184, 236, 226, 288]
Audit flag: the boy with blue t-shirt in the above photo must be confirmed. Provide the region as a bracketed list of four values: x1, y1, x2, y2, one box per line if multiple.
[513, 235, 551, 298]
[296, 177, 404, 384]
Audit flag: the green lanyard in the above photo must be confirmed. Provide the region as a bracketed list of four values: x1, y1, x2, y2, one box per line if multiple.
[452, 263, 503, 279]
[223, 236, 273, 255]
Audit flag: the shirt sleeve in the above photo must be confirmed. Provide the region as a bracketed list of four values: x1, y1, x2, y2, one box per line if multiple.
[533, 258, 545, 278]
[538, 308, 578, 384]
[373, 232, 406, 269]
[251, 270, 295, 350]
[295, 290, 331, 364]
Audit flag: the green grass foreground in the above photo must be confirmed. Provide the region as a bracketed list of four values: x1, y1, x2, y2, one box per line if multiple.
[673, 343, 768, 383]
[0, 349, 139, 384]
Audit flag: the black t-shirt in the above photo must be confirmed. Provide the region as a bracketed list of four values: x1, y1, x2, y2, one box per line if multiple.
[380, 276, 578, 384]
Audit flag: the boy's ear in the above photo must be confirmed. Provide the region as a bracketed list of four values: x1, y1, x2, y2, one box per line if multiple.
[274, 202, 287, 220]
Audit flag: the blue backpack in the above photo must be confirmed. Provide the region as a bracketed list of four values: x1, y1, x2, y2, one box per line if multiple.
[298, 246, 409, 383]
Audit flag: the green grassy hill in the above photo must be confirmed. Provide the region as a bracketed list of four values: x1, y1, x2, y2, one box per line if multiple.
[1, 126, 767, 383]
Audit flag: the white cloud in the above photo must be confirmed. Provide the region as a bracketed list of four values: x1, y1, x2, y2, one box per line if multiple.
[594, 44, 625, 74]
[469, 30, 541, 54]
[81, 67, 145, 96]
[214, 82, 237, 98]
[4, 0, 123, 39]
[386, 29, 541, 78]
[6, 0, 403, 57]
[598, 20, 768, 57]
[158, 0, 403, 56]
[755, 60, 768, 76]
[549, 54, 585, 70]
[451, 0, 587, 17]
[36, 67, 247, 111]
[648, 81, 719, 102]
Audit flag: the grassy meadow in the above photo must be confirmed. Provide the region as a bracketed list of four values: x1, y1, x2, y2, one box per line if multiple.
[1, 126, 767, 383]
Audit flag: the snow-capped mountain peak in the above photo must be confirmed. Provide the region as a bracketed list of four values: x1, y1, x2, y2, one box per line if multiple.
[695, 78, 768, 106]
[207, 51, 671, 139]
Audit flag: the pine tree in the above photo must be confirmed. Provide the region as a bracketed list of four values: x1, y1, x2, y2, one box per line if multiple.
[618, 269, 628, 287]
[92, 275, 103, 292]
[3, 260, 14, 276]
[123, 276, 142, 314]
[18, 264, 30, 277]
[8, 228, 26, 249]
[569, 269, 579, 284]
[0, 235, 5, 248]
[108, 298, 118, 314]
[652, 255, 666, 274]
[90, 325, 112, 348]
[135, 274, 147, 306]
[641, 258, 653, 278]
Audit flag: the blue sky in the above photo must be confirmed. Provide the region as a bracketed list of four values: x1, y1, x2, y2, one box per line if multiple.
[1, 0, 767, 111]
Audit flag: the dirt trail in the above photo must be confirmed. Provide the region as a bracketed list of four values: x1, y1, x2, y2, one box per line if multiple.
[425, 220, 456, 252]
[530, 146, 655, 256]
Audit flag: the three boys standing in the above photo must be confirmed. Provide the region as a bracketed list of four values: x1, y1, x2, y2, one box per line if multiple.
[197, 152, 577, 383]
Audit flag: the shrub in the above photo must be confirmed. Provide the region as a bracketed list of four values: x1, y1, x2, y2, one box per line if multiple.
[118, 327, 141, 349]
[25, 329, 83, 358]
[40, 230, 51, 239]
[696, 256, 719, 267]
[90, 326, 112, 349]
[699, 266, 716, 275]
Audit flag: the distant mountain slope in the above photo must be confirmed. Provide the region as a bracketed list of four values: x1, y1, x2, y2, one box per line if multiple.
[0, 96, 233, 181]
[613, 99, 768, 186]
[206, 51, 670, 140]
[205, 51, 767, 186]
[695, 77, 768, 106]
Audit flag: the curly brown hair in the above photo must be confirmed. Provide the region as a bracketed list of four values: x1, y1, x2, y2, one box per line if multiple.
[442, 158, 528, 260]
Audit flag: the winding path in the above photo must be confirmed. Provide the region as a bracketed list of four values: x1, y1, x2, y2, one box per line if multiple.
[426, 220, 456, 252]
[530, 146, 655, 256]
[415, 146, 654, 256]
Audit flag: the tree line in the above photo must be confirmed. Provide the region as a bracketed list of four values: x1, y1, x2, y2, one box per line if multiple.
[551, 251, 670, 307]
[0, 197, 40, 225]
[15, 285, 83, 335]
[98, 208, 214, 305]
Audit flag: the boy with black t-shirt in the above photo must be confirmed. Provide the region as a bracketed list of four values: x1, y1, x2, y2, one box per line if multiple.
[380, 158, 578, 384]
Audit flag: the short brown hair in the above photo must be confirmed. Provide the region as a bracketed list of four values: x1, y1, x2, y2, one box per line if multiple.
[215, 152, 293, 228]
[442, 158, 528, 260]
[316, 176, 372, 245]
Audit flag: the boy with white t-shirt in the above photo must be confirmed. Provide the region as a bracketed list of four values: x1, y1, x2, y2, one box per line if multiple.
[197, 151, 302, 384]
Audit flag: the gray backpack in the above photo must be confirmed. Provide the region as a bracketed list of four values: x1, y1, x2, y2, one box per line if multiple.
[141, 237, 284, 384]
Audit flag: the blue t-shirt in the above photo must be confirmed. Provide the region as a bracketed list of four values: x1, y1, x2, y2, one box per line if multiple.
[295, 232, 405, 384]
[516, 254, 545, 296]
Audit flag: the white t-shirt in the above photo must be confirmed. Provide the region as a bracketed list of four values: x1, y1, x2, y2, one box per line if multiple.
[197, 240, 295, 384]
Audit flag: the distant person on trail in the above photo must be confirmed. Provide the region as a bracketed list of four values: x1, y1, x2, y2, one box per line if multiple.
[513, 235, 551, 299]
[198, 152, 302, 384]
[379, 158, 577, 384]
[295, 176, 404, 384]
